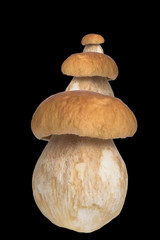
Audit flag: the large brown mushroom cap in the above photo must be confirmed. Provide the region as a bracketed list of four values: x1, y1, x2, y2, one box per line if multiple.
[31, 91, 137, 141]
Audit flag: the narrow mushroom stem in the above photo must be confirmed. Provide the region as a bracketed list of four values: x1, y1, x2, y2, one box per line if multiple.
[83, 44, 104, 53]
[65, 76, 114, 96]
[32, 134, 128, 233]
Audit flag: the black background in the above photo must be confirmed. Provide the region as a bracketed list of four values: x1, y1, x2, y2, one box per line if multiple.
[6, 2, 157, 239]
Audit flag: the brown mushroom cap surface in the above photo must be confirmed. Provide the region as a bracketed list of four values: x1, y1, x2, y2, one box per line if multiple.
[31, 91, 137, 140]
[61, 52, 118, 80]
[81, 34, 105, 45]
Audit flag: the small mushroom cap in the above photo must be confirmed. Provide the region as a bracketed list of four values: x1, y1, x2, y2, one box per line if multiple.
[31, 91, 137, 140]
[61, 52, 118, 80]
[81, 34, 105, 45]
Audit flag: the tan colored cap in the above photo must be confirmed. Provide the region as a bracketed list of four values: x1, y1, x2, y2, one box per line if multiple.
[81, 34, 105, 45]
[61, 52, 118, 80]
[31, 91, 137, 140]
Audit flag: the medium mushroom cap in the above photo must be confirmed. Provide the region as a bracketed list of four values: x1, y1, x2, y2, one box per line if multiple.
[81, 33, 105, 45]
[61, 52, 118, 80]
[31, 91, 137, 140]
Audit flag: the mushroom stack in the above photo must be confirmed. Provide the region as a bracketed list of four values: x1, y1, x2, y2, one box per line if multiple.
[63, 34, 117, 96]
[31, 34, 137, 233]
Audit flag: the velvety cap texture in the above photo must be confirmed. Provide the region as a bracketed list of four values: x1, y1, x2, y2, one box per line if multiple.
[61, 52, 118, 80]
[31, 91, 137, 140]
[81, 34, 105, 45]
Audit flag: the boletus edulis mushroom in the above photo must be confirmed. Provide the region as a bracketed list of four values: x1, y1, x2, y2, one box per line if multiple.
[31, 34, 137, 233]
[62, 33, 118, 96]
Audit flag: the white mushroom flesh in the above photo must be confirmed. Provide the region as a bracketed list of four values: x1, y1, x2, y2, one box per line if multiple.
[83, 44, 104, 53]
[66, 76, 114, 96]
[32, 134, 128, 233]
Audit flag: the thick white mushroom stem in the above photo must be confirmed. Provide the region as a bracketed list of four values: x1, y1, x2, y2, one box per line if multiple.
[83, 44, 104, 53]
[32, 134, 128, 233]
[66, 76, 114, 96]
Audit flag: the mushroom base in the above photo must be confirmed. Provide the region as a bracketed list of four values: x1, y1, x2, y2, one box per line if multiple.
[32, 134, 128, 233]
